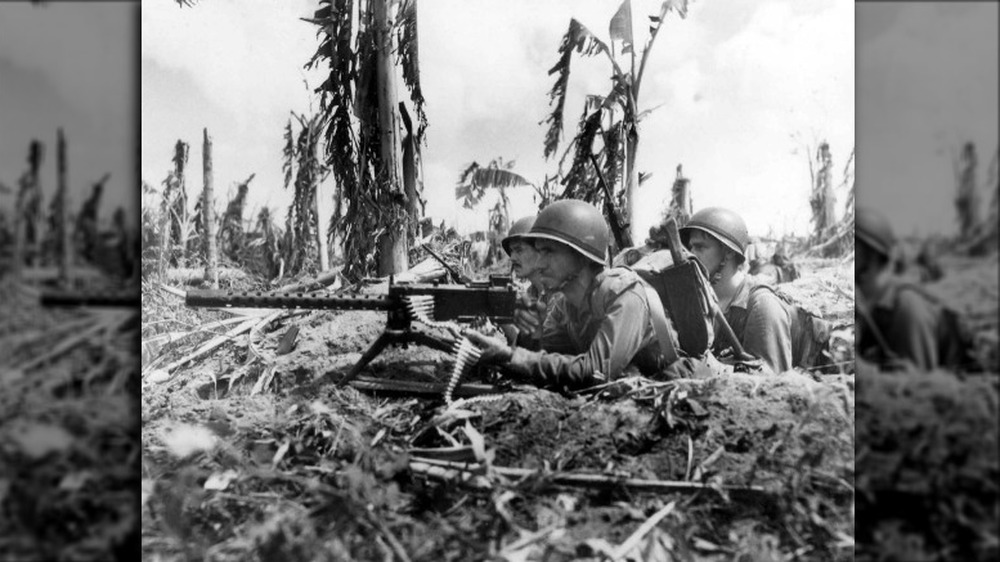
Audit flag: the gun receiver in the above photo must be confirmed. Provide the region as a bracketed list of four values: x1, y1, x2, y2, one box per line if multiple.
[40, 289, 140, 308]
[185, 275, 517, 385]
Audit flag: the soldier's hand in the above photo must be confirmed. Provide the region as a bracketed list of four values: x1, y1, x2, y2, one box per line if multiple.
[465, 330, 513, 365]
[514, 294, 545, 336]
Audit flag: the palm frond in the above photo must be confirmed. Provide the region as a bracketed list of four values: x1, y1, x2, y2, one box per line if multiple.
[456, 161, 532, 210]
[282, 118, 295, 189]
[542, 19, 616, 160]
[396, 0, 426, 142]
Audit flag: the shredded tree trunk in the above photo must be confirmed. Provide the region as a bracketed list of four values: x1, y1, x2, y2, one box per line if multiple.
[171, 140, 190, 267]
[809, 142, 838, 255]
[157, 176, 174, 280]
[954, 142, 980, 240]
[202, 128, 219, 288]
[57, 129, 72, 287]
[374, 0, 408, 275]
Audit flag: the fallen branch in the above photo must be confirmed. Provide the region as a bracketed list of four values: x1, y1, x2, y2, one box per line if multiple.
[409, 458, 769, 497]
[803, 220, 853, 256]
[165, 266, 248, 285]
[149, 316, 260, 380]
[247, 310, 288, 360]
[157, 283, 186, 298]
[16, 316, 118, 371]
[499, 525, 560, 558]
[609, 501, 677, 561]
[409, 460, 492, 490]
[275, 268, 344, 294]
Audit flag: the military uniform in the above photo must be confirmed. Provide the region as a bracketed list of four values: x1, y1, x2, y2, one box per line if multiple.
[718, 276, 794, 373]
[508, 267, 669, 389]
[859, 281, 944, 371]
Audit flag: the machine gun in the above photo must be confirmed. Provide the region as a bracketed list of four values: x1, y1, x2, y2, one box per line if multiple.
[185, 275, 518, 386]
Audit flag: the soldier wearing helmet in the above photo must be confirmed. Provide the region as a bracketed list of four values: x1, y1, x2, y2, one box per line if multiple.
[502, 215, 544, 289]
[680, 207, 793, 372]
[466, 199, 685, 389]
[855, 206, 943, 370]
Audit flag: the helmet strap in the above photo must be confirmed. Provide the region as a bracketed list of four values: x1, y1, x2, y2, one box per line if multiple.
[710, 254, 728, 286]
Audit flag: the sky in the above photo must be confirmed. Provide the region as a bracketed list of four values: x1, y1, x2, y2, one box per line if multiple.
[0, 2, 136, 226]
[142, 0, 854, 239]
[857, 2, 999, 237]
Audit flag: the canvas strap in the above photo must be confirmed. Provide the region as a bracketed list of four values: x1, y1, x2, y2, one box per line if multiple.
[641, 283, 680, 366]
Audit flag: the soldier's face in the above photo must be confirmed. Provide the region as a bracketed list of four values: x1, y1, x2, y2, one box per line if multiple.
[508, 240, 540, 278]
[534, 239, 587, 290]
[687, 231, 726, 272]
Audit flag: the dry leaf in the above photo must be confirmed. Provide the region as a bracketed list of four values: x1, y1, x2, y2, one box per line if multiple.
[59, 471, 93, 492]
[161, 423, 216, 458]
[462, 421, 487, 463]
[0, 368, 25, 385]
[272, 440, 291, 468]
[147, 369, 172, 383]
[141, 479, 155, 511]
[204, 469, 239, 491]
[6, 422, 74, 459]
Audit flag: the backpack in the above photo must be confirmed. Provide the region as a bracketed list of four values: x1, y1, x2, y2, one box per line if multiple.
[727, 283, 837, 371]
[619, 249, 715, 358]
[892, 283, 980, 371]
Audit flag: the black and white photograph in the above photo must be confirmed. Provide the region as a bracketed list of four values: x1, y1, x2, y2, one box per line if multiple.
[855, 1, 998, 560]
[141, 0, 854, 559]
[1, 0, 140, 560]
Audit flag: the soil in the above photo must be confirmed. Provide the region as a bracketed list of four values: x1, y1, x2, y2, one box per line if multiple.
[135, 256, 998, 561]
[0, 279, 139, 561]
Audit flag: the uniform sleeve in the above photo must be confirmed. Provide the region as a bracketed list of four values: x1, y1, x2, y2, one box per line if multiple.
[509, 290, 652, 389]
[743, 290, 794, 373]
[888, 290, 939, 370]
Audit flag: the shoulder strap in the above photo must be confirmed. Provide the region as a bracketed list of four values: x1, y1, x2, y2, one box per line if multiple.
[639, 282, 680, 365]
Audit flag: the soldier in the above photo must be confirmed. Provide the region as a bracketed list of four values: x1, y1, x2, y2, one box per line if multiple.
[680, 207, 793, 373]
[466, 200, 684, 389]
[855, 206, 953, 370]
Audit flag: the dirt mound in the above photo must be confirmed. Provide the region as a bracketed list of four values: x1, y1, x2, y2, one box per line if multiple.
[856, 363, 999, 560]
[1, 286, 138, 561]
[139, 259, 859, 560]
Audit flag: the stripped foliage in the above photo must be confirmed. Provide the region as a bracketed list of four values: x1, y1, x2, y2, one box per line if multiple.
[455, 158, 532, 210]
[542, 0, 690, 245]
[220, 174, 255, 263]
[304, 0, 426, 279]
[396, 0, 426, 141]
[282, 112, 327, 275]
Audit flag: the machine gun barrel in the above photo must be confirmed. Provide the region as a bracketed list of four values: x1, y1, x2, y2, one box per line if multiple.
[185, 290, 392, 311]
[185, 281, 517, 324]
[40, 290, 140, 308]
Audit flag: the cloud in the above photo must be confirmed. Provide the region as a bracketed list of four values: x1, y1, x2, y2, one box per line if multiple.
[142, 0, 853, 240]
[142, 0, 324, 122]
[0, 3, 136, 218]
[0, 3, 133, 121]
[858, 2, 998, 235]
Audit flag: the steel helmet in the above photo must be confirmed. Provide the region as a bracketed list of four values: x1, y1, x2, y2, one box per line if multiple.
[501, 215, 536, 255]
[855, 206, 895, 258]
[525, 200, 609, 265]
[680, 207, 750, 261]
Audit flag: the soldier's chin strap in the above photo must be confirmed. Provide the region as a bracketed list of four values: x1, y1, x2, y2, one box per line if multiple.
[710, 254, 728, 285]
